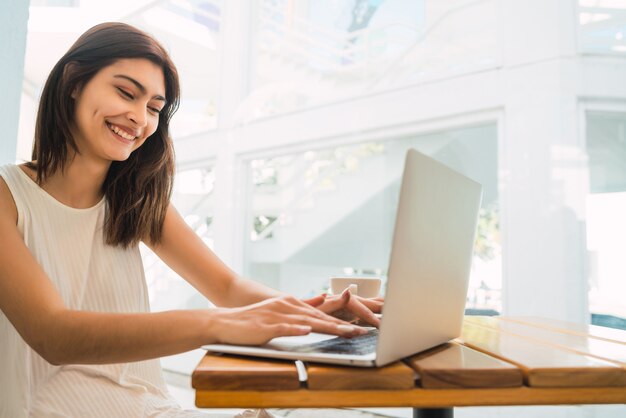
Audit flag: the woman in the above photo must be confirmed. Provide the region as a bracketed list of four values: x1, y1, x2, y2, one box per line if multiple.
[0, 23, 382, 418]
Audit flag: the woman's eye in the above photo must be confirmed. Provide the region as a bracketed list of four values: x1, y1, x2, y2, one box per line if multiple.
[149, 107, 161, 115]
[117, 87, 133, 99]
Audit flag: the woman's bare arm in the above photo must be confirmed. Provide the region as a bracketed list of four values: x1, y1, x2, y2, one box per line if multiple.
[0, 181, 362, 366]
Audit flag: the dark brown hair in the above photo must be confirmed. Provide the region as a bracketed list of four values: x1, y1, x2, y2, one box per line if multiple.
[29, 22, 180, 247]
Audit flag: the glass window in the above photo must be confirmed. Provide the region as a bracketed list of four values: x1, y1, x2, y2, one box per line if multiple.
[586, 110, 626, 327]
[243, 124, 500, 312]
[579, 0, 626, 55]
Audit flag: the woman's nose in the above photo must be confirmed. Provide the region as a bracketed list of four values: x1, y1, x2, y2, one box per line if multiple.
[128, 106, 147, 127]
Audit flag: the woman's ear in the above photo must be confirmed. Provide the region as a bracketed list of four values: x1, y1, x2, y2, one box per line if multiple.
[62, 61, 81, 99]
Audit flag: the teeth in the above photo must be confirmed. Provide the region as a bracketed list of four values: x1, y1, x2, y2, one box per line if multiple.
[108, 123, 136, 141]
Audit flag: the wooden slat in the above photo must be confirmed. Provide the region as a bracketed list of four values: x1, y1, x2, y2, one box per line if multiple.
[195, 387, 626, 409]
[500, 316, 626, 346]
[405, 341, 523, 388]
[306, 361, 415, 390]
[465, 316, 626, 365]
[192, 353, 300, 391]
[461, 322, 626, 387]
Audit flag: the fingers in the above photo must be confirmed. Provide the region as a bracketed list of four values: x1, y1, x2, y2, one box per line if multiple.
[286, 295, 349, 326]
[313, 291, 351, 314]
[268, 323, 312, 338]
[355, 296, 383, 314]
[268, 296, 364, 336]
[314, 291, 383, 327]
[346, 297, 381, 327]
[302, 294, 326, 308]
[289, 302, 368, 336]
[283, 314, 366, 337]
[266, 317, 365, 341]
[340, 293, 384, 313]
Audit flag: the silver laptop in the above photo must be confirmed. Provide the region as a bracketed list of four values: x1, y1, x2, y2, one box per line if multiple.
[203, 149, 482, 367]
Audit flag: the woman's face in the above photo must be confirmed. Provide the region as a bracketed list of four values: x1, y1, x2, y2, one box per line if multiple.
[71, 58, 166, 163]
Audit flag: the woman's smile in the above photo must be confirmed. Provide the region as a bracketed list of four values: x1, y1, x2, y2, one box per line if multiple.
[106, 121, 139, 144]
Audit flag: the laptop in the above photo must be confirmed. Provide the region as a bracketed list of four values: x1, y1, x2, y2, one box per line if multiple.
[203, 148, 483, 367]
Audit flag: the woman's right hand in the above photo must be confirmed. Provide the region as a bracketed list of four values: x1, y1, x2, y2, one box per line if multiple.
[207, 295, 367, 346]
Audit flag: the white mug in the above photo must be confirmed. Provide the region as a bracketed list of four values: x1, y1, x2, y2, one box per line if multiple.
[330, 277, 382, 299]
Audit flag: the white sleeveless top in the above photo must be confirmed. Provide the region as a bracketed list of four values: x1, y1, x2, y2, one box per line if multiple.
[0, 164, 211, 418]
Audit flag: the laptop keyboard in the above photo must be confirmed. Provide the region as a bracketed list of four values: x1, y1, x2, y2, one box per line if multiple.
[289, 329, 379, 356]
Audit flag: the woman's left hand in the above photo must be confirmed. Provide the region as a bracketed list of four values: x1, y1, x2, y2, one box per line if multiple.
[303, 289, 383, 328]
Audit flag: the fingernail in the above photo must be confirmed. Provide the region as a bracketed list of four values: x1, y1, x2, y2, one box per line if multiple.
[298, 325, 312, 332]
[341, 288, 351, 298]
[320, 293, 327, 298]
[337, 324, 356, 333]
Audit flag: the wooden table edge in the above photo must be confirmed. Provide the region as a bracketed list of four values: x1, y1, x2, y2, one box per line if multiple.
[195, 386, 626, 409]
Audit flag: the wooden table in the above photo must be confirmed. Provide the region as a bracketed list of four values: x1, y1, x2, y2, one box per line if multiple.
[193, 316, 626, 418]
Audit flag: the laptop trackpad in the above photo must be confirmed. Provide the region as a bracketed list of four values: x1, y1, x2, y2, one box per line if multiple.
[265, 332, 336, 349]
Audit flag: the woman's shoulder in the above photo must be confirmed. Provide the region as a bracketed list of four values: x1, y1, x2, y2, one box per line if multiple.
[0, 162, 34, 180]
[0, 162, 40, 225]
[0, 162, 42, 189]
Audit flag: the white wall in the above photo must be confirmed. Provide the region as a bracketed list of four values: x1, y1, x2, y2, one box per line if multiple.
[0, 0, 29, 164]
[499, 0, 588, 323]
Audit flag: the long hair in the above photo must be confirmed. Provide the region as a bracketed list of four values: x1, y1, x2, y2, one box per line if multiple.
[30, 22, 180, 247]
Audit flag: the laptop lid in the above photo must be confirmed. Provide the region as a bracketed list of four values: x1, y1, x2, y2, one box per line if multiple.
[374, 148, 482, 366]
[203, 149, 482, 367]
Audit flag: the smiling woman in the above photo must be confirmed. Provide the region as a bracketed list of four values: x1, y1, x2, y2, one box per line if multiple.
[28, 22, 179, 246]
[0, 22, 381, 418]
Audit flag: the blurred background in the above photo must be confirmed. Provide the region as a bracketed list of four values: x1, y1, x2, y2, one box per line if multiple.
[2, 0, 626, 417]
